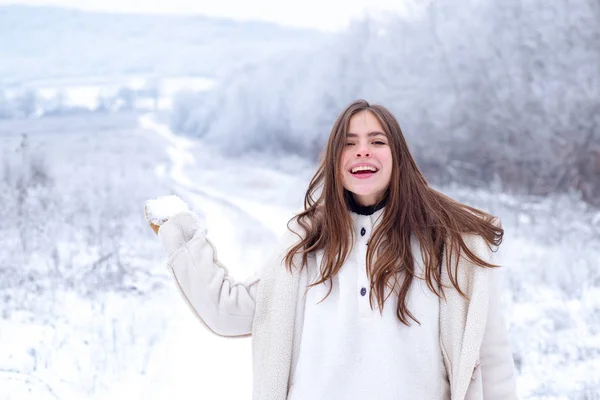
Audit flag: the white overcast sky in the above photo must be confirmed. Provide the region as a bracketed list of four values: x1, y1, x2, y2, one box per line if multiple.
[0, 0, 415, 31]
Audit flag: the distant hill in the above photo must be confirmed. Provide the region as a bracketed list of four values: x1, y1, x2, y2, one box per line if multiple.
[0, 5, 325, 84]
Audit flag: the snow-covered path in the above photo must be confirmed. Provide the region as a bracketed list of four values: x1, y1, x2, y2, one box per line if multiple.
[138, 114, 296, 236]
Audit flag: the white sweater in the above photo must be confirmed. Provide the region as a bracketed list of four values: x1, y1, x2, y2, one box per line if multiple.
[287, 209, 450, 399]
[158, 211, 517, 400]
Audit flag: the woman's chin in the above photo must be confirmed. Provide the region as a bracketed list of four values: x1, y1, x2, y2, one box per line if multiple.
[348, 185, 383, 196]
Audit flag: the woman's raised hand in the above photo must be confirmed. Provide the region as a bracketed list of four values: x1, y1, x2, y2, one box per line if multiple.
[144, 195, 190, 235]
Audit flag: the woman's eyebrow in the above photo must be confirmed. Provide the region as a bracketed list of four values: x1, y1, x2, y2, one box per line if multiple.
[346, 131, 386, 137]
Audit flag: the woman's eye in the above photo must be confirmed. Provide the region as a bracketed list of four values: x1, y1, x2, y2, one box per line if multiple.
[345, 142, 355, 146]
[373, 141, 386, 145]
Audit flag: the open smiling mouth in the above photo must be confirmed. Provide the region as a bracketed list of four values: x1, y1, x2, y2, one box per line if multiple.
[350, 165, 379, 177]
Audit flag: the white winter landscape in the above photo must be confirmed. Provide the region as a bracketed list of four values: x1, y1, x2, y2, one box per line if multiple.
[1, 2, 599, 400]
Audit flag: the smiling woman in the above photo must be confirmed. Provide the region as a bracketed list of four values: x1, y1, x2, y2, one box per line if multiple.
[341, 110, 393, 206]
[149, 99, 518, 400]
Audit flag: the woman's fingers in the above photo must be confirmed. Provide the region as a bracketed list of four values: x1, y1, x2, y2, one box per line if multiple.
[145, 205, 164, 235]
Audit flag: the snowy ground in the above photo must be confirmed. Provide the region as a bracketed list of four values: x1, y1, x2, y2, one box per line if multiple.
[1, 111, 599, 399]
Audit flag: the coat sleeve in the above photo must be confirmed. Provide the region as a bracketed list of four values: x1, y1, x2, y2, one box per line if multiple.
[158, 211, 262, 337]
[479, 253, 518, 399]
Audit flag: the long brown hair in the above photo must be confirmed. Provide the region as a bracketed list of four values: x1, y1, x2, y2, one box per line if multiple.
[284, 99, 503, 325]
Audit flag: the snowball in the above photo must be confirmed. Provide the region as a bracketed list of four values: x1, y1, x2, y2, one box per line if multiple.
[145, 195, 190, 225]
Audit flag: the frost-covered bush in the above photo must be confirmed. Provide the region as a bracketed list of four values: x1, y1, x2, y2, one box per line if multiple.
[0, 118, 170, 315]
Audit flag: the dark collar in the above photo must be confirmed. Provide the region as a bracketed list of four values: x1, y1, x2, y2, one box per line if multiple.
[344, 190, 388, 216]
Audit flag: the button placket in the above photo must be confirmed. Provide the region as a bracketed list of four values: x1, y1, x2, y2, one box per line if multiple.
[356, 215, 372, 317]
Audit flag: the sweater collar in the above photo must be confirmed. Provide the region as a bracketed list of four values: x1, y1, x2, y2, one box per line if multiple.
[344, 189, 388, 216]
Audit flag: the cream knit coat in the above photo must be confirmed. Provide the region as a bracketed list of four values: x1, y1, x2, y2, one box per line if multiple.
[158, 211, 518, 400]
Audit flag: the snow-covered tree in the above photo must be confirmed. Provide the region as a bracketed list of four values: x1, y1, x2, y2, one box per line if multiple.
[170, 0, 600, 204]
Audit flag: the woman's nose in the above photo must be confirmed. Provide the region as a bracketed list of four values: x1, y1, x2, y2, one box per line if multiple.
[356, 142, 371, 157]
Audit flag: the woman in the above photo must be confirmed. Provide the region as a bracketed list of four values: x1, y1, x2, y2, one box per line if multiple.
[152, 99, 517, 399]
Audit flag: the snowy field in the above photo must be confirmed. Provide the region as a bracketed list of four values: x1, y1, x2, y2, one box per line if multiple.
[2, 1, 598, 398]
[1, 110, 599, 399]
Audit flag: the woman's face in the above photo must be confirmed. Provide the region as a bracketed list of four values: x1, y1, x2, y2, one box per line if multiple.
[340, 110, 393, 206]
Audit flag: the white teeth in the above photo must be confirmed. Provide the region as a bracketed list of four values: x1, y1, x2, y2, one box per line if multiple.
[351, 165, 378, 173]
